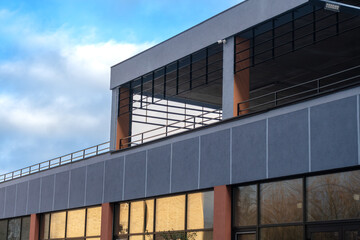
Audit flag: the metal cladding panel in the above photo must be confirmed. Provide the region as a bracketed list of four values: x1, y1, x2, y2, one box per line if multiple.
[146, 145, 171, 197]
[0, 188, 4, 218]
[85, 162, 104, 206]
[200, 129, 230, 188]
[124, 151, 146, 200]
[69, 167, 86, 208]
[40, 175, 55, 212]
[104, 157, 124, 203]
[311, 96, 358, 171]
[110, 0, 308, 89]
[15, 182, 28, 216]
[54, 171, 70, 211]
[27, 178, 40, 214]
[171, 137, 200, 193]
[4, 185, 16, 218]
[268, 109, 309, 178]
[232, 120, 266, 183]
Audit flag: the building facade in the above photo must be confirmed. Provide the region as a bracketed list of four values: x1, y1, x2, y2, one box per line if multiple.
[0, 0, 360, 239]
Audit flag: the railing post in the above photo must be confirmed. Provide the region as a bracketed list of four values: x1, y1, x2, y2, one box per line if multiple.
[166, 126, 168, 137]
[20, 169, 22, 177]
[96, 145, 99, 155]
[193, 117, 196, 129]
[275, 92, 278, 106]
[141, 133, 144, 144]
[317, 79, 320, 93]
[83, 149, 86, 159]
[119, 139, 122, 149]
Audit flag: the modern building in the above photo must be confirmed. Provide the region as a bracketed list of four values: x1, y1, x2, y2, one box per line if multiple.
[0, 0, 360, 239]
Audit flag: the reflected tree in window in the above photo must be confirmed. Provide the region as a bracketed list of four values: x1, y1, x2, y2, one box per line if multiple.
[307, 170, 360, 221]
[260, 226, 303, 240]
[233, 185, 257, 226]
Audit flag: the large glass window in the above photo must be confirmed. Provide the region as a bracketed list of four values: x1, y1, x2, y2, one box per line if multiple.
[307, 170, 360, 221]
[114, 191, 213, 240]
[233, 185, 257, 226]
[0, 217, 30, 240]
[40, 206, 101, 240]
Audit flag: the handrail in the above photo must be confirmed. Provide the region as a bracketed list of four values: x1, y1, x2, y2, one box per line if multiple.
[0, 141, 110, 183]
[237, 65, 360, 115]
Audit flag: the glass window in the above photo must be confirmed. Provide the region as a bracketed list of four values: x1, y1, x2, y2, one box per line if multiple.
[40, 214, 50, 239]
[260, 179, 303, 224]
[115, 203, 129, 235]
[260, 226, 303, 240]
[187, 191, 214, 230]
[66, 209, 86, 238]
[86, 206, 102, 236]
[21, 217, 30, 240]
[145, 199, 154, 233]
[50, 211, 66, 239]
[7, 218, 21, 240]
[233, 185, 257, 226]
[156, 195, 185, 232]
[189, 231, 213, 240]
[307, 170, 360, 221]
[0, 220, 7, 240]
[130, 201, 145, 234]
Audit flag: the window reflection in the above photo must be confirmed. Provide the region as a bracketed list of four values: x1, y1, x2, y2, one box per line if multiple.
[260, 226, 303, 240]
[145, 199, 154, 233]
[130, 201, 145, 234]
[233, 185, 257, 226]
[50, 211, 66, 239]
[86, 206, 102, 237]
[0, 217, 30, 240]
[7, 218, 21, 240]
[0, 220, 7, 239]
[156, 195, 185, 232]
[261, 179, 303, 224]
[20, 217, 30, 240]
[115, 203, 129, 235]
[187, 191, 214, 230]
[307, 170, 360, 221]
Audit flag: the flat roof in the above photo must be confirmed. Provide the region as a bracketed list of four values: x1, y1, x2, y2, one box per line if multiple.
[110, 0, 308, 89]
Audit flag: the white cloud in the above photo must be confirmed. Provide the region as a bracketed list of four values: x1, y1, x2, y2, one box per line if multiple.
[0, 9, 154, 172]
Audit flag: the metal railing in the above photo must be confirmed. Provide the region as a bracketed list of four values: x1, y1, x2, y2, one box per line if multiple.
[238, 65, 360, 115]
[120, 108, 222, 149]
[0, 141, 110, 183]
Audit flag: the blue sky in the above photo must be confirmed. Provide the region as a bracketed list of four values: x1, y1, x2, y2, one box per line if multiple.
[0, 0, 242, 174]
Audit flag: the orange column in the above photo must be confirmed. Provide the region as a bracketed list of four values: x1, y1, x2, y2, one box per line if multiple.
[101, 202, 114, 240]
[116, 87, 131, 149]
[234, 37, 250, 116]
[213, 185, 232, 240]
[29, 214, 40, 240]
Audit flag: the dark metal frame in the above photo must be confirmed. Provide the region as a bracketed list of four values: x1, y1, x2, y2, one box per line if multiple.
[232, 166, 360, 240]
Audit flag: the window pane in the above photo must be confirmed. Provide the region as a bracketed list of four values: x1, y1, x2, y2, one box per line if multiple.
[145, 199, 154, 233]
[187, 191, 214, 229]
[7, 218, 21, 240]
[0, 220, 7, 240]
[67, 209, 85, 238]
[50, 211, 66, 239]
[260, 226, 303, 240]
[156, 195, 185, 231]
[115, 203, 129, 235]
[21, 217, 30, 240]
[86, 206, 102, 236]
[189, 231, 213, 240]
[233, 185, 257, 226]
[40, 214, 50, 239]
[130, 201, 145, 234]
[145, 234, 154, 240]
[130, 235, 143, 240]
[307, 170, 360, 221]
[261, 179, 303, 224]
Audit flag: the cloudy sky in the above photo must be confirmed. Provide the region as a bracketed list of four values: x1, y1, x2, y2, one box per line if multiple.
[0, 0, 242, 174]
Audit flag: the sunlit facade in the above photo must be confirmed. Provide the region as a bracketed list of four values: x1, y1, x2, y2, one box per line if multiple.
[0, 0, 360, 240]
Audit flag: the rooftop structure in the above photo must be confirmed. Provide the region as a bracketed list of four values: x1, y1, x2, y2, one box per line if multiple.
[0, 0, 360, 240]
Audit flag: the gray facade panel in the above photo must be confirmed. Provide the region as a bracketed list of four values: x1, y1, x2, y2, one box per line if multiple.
[4, 185, 16, 218]
[311, 96, 358, 171]
[15, 182, 28, 216]
[27, 178, 40, 214]
[147, 145, 171, 197]
[69, 167, 86, 208]
[54, 171, 69, 211]
[0, 188, 4, 218]
[200, 129, 230, 188]
[40, 175, 55, 212]
[268, 109, 309, 178]
[86, 163, 104, 206]
[124, 151, 146, 200]
[171, 137, 199, 193]
[232, 120, 267, 183]
[104, 157, 124, 203]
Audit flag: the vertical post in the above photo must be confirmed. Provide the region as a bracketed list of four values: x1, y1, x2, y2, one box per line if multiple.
[29, 214, 40, 240]
[101, 203, 114, 240]
[213, 185, 231, 240]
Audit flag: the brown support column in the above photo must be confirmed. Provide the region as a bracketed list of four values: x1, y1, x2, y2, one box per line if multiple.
[116, 87, 131, 149]
[234, 37, 250, 116]
[213, 185, 232, 240]
[101, 202, 114, 240]
[29, 214, 40, 240]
